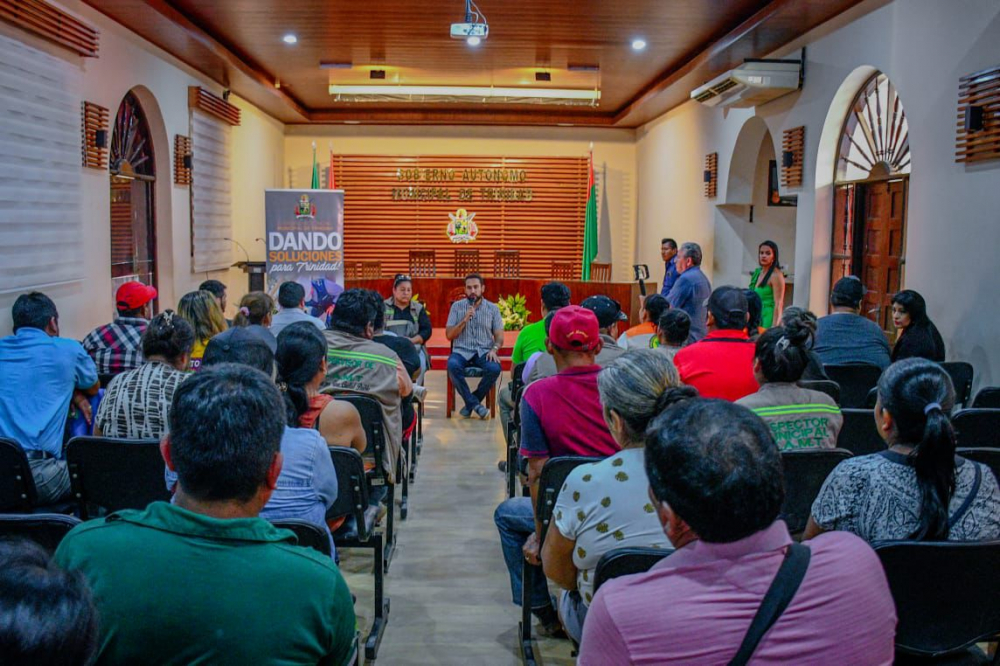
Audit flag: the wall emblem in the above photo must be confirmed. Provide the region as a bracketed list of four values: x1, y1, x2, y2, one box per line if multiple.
[447, 208, 479, 243]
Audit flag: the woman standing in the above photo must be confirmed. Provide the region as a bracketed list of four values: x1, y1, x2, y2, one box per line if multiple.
[749, 240, 786, 329]
[891, 290, 945, 362]
[176, 290, 227, 371]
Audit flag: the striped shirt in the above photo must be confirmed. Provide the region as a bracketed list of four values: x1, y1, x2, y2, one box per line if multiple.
[446, 298, 503, 360]
[737, 382, 843, 450]
[81, 317, 148, 375]
[95, 361, 188, 439]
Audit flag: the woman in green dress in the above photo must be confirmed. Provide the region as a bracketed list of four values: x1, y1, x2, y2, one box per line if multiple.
[749, 240, 785, 329]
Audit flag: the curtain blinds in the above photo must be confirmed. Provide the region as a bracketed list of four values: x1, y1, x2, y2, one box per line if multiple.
[0, 32, 83, 294]
[190, 110, 232, 272]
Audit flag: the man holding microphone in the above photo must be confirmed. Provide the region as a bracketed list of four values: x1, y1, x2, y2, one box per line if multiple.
[446, 273, 505, 419]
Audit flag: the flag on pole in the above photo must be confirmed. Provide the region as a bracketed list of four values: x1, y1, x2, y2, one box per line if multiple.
[328, 143, 336, 190]
[581, 144, 598, 281]
[596, 162, 613, 264]
[310, 141, 320, 189]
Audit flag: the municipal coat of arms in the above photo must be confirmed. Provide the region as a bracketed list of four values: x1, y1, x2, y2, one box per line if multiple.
[295, 194, 317, 219]
[447, 208, 479, 243]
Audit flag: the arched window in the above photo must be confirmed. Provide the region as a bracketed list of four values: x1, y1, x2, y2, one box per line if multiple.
[836, 73, 910, 182]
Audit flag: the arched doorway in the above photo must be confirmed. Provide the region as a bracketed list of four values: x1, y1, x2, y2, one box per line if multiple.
[109, 91, 157, 307]
[830, 72, 909, 332]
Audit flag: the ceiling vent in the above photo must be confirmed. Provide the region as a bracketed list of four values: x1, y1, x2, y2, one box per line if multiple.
[691, 60, 801, 108]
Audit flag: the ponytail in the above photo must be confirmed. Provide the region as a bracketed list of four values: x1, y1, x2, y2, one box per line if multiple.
[233, 292, 274, 327]
[274, 322, 328, 428]
[754, 318, 812, 383]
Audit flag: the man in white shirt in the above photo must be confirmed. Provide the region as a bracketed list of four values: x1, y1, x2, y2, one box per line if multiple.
[269, 281, 327, 338]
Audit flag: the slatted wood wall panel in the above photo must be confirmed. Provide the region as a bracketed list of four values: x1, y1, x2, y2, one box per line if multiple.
[188, 86, 241, 126]
[332, 155, 588, 278]
[109, 180, 133, 266]
[0, 0, 99, 57]
[174, 134, 191, 184]
[704, 153, 717, 198]
[782, 126, 805, 186]
[81, 100, 108, 169]
[956, 64, 1000, 164]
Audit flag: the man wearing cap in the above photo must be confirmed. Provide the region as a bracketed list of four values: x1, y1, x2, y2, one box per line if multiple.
[672, 286, 758, 401]
[814, 276, 891, 369]
[525, 295, 628, 384]
[82, 281, 157, 376]
[494, 306, 621, 637]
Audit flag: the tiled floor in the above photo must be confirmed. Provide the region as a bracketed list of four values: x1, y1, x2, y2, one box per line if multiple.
[340, 371, 575, 665]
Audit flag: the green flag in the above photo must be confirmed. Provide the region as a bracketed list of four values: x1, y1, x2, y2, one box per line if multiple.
[310, 141, 320, 189]
[581, 149, 598, 280]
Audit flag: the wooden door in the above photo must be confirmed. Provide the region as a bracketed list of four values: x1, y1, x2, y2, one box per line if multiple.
[859, 179, 907, 331]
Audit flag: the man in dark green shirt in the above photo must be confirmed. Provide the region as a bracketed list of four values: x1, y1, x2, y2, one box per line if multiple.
[55, 364, 356, 666]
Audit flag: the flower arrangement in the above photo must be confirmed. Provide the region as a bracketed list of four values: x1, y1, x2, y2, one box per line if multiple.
[498, 293, 531, 331]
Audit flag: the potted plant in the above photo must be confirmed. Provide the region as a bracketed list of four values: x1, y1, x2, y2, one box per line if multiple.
[498, 294, 531, 331]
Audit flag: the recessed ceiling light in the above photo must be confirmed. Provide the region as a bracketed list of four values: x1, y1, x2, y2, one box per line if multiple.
[631, 38, 647, 51]
[344, 120, 361, 125]
[467, 36, 481, 47]
[283, 34, 298, 45]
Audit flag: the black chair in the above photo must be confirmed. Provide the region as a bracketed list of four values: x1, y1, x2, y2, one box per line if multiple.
[824, 365, 883, 408]
[956, 447, 1000, 484]
[972, 386, 1000, 409]
[328, 447, 389, 662]
[780, 449, 853, 536]
[952, 409, 1000, 449]
[504, 362, 527, 449]
[593, 546, 673, 594]
[0, 513, 81, 553]
[837, 409, 887, 456]
[864, 386, 879, 408]
[940, 362, 974, 408]
[269, 518, 332, 557]
[798, 379, 841, 405]
[506, 383, 527, 499]
[64, 437, 171, 519]
[97, 373, 116, 389]
[873, 540, 1000, 662]
[520, 456, 596, 666]
[0, 438, 40, 513]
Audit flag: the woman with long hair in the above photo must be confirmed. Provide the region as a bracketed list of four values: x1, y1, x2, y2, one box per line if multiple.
[805, 358, 999, 542]
[749, 240, 786, 329]
[231, 291, 278, 353]
[780, 306, 829, 381]
[176, 290, 227, 371]
[891, 289, 945, 362]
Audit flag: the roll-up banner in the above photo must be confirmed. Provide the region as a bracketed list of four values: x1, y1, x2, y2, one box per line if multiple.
[264, 189, 344, 319]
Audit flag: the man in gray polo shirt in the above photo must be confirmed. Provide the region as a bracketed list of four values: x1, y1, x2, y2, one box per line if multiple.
[446, 273, 504, 419]
[814, 276, 891, 369]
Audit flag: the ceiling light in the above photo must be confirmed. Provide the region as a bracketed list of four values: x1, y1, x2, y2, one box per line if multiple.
[631, 38, 646, 51]
[283, 34, 298, 44]
[329, 84, 601, 105]
[466, 36, 481, 47]
[319, 61, 353, 70]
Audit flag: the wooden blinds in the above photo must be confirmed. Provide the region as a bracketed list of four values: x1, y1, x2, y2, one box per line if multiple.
[0, 0, 99, 57]
[332, 155, 588, 278]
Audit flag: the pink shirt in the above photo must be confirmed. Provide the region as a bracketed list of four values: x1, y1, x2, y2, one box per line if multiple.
[578, 522, 896, 665]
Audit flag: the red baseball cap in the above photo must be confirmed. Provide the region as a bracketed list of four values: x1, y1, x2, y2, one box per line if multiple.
[116, 282, 158, 311]
[549, 305, 600, 351]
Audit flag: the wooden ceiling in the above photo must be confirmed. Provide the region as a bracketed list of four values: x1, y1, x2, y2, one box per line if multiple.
[82, 0, 874, 127]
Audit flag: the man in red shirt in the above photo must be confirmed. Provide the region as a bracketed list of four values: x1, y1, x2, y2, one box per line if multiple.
[673, 286, 758, 401]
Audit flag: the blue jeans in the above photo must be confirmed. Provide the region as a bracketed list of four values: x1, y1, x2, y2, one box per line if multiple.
[447, 352, 501, 410]
[494, 497, 550, 609]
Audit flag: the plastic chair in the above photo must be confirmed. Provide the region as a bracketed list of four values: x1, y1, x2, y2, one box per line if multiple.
[593, 546, 673, 594]
[837, 409, 887, 456]
[952, 409, 1000, 449]
[956, 448, 1000, 485]
[940, 362, 974, 408]
[824, 365, 883, 408]
[268, 518, 332, 557]
[972, 386, 1000, 409]
[328, 447, 389, 662]
[0, 513, 81, 553]
[873, 540, 1000, 661]
[780, 448, 853, 535]
[0, 438, 40, 513]
[64, 437, 171, 519]
[798, 379, 841, 405]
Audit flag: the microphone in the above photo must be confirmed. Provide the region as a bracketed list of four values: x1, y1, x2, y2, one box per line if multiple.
[223, 237, 251, 264]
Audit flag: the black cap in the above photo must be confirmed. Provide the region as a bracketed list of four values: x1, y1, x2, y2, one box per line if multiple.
[707, 286, 748, 330]
[581, 295, 628, 328]
[831, 276, 865, 308]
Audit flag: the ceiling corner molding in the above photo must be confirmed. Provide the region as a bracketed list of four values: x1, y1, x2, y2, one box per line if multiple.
[189, 87, 241, 126]
[0, 0, 100, 57]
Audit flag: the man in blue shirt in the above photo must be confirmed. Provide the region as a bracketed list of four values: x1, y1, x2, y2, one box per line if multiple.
[666, 242, 712, 342]
[0, 293, 99, 503]
[446, 273, 504, 419]
[660, 238, 680, 297]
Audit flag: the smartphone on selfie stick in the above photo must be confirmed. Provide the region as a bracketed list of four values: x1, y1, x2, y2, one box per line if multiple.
[632, 264, 650, 296]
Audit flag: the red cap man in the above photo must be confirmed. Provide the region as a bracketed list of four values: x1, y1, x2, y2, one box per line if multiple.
[548, 305, 602, 352]
[116, 282, 158, 315]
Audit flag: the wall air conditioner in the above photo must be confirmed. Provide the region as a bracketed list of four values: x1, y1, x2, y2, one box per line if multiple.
[691, 60, 802, 108]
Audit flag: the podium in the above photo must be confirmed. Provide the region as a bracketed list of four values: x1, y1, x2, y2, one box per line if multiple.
[235, 261, 266, 293]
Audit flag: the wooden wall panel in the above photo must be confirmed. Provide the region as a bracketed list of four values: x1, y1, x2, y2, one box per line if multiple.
[334, 155, 588, 278]
[704, 152, 717, 198]
[781, 126, 805, 187]
[174, 134, 191, 185]
[0, 0, 99, 57]
[81, 101, 108, 169]
[956, 64, 1000, 164]
[187, 86, 241, 126]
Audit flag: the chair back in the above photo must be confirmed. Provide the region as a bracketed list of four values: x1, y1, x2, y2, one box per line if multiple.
[509, 362, 526, 395]
[952, 408, 1000, 449]
[327, 393, 388, 484]
[0, 438, 38, 512]
[940, 361, 974, 408]
[535, 456, 598, 541]
[408, 250, 437, 278]
[327, 446, 373, 542]
[64, 436, 171, 519]
[837, 409, 887, 456]
[972, 386, 1000, 409]
[873, 540, 1000, 658]
[550, 261, 574, 280]
[0, 513, 81, 553]
[358, 261, 382, 279]
[269, 518, 332, 557]
[824, 365, 883, 408]
[493, 250, 521, 278]
[593, 546, 672, 594]
[798, 379, 841, 405]
[589, 262, 612, 282]
[454, 248, 480, 276]
[956, 448, 1000, 485]
[780, 448, 853, 534]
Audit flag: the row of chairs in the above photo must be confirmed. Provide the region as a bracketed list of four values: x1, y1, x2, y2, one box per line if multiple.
[344, 249, 614, 281]
[807, 361, 977, 409]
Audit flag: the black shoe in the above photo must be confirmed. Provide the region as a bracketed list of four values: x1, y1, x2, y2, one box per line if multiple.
[497, 460, 507, 473]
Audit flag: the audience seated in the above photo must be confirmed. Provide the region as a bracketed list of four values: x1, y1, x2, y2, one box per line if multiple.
[55, 364, 356, 664]
[229, 291, 277, 353]
[781, 307, 829, 381]
[738, 317, 843, 450]
[666, 241, 712, 342]
[372, 292, 421, 381]
[541, 350, 688, 642]
[269, 281, 326, 338]
[0, 540, 97, 665]
[0, 293, 99, 503]
[806, 358, 999, 542]
[616, 293, 667, 350]
[383, 273, 433, 373]
[494, 306, 620, 637]
[578, 399, 897, 665]
[813, 277, 890, 369]
[197, 279, 230, 324]
[276, 321, 365, 453]
[94, 311, 193, 439]
[526, 295, 626, 384]
[81, 281, 157, 375]
[890, 290, 945, 362]
[325, 288, 408, 481]
[672, 286, 758, 401]
[176, 290, 227, 371]
[446, 273, 504, 419]
[653, 309, 690, 363]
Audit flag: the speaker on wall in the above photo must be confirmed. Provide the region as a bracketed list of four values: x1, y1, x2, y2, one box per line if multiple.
[965, 105, 984, 132]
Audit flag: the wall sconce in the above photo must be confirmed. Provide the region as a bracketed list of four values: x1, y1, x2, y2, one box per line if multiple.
[965, 105, 984, 132]
[183, 154, 193, 169]
[94, 129, 108, 149]
[703, 170, 712, 183]
[782, 150, 794, 168]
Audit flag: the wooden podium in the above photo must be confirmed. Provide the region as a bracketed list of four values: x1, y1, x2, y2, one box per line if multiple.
[235, 261, 267, 293]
